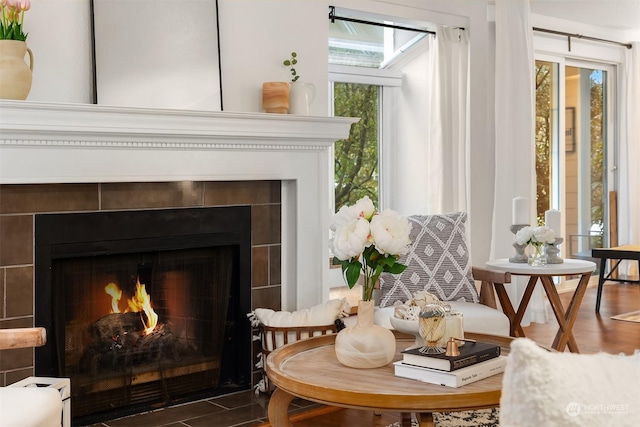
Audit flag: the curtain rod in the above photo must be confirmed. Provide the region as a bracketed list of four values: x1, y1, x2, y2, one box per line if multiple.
[329, 6, 437, 36]
[533, 27, 632, 50]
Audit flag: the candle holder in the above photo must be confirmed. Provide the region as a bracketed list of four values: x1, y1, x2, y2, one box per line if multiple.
[509, 224, 529, 263]
[545, 237, 564, 264]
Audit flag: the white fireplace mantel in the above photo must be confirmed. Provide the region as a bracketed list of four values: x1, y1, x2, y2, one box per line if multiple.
[0, 100, 357, 311]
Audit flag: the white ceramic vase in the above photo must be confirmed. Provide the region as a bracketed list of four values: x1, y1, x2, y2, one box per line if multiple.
[288, 81, 315, 115]
[334, 300, 396, 368]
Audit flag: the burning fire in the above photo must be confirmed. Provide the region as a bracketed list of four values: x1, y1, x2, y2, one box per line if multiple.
[105, 283, 122, 314]
[104, 278, 158, 335]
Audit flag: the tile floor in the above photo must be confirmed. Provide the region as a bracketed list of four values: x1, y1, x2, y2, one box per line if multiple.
[84, 389, 320, 427]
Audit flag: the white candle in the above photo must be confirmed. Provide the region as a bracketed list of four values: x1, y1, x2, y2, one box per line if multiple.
[545, 209, 562, 238]
[512, 197, 529, 225]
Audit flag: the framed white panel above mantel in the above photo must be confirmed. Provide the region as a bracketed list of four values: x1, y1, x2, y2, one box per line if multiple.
[0, 100, 357, 312]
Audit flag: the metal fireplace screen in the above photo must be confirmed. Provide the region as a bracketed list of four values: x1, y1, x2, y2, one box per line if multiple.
[55, 246, 232, 418]
[34, 207, 252, 424]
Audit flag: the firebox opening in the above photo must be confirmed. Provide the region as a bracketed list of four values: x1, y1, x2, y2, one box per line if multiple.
[35, 207, 252, 425]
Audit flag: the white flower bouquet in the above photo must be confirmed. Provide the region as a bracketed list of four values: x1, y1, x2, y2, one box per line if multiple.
[515, 225, 556, 247]
[330, 196, 412, 301]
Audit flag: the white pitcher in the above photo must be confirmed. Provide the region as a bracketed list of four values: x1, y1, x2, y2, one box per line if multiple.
[288, 82, 316, 115]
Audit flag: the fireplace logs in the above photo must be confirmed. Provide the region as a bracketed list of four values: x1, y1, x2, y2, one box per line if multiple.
[80, 313, 196, 376]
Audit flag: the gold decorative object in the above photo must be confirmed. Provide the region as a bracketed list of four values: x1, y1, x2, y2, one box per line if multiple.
[418, 303, 446, 354]
[445, 337, 460, 356]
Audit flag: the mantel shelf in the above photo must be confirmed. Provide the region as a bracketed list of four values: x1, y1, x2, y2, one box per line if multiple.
[0, 100, 357, 147]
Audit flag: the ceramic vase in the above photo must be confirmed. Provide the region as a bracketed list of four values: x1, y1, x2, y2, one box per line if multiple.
[288, 82, 315, 115]
[334, 300, 396, 368]
[262, 82, 289, 113]
[0, 40, 33, 100]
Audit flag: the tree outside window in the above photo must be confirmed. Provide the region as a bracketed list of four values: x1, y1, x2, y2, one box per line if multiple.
[333, 82, 380, 210]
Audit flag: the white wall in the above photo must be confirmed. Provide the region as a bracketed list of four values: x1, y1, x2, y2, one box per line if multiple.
[387, 38, 432, 216]
[218, 0, 329, 115]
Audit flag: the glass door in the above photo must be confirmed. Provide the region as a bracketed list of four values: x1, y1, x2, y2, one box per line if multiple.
[564, 65, 609, 259]
[535, 59, 614, 261]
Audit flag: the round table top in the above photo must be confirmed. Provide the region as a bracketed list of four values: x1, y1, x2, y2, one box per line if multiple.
[265, 333, 513, 414]
[486, 258, 596, 276]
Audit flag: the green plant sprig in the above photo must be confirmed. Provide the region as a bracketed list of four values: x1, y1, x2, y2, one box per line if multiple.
[283, 51, 299, 82]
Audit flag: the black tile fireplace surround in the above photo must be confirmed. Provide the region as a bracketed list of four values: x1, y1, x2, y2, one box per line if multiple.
[33, 206, 253, 425]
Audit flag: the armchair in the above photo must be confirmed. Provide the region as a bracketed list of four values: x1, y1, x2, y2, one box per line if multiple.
[361, 212, 511, 337]
[0, 328, 71, 427]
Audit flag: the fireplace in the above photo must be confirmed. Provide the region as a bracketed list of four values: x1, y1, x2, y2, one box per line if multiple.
[0, 101, 354, 419]
[34, 207, 252, 423]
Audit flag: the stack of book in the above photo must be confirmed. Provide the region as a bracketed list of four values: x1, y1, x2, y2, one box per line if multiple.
[394, 341, 506, 388]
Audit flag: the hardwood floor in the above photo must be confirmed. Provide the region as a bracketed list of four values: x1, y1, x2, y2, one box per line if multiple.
[524, 281, 640, 355]
[290, 282, 640, 427]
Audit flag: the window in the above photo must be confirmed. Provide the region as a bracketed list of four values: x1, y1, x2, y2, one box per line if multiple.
[329, 8, 429, 211]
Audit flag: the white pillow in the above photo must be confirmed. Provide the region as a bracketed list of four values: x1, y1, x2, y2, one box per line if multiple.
[500, 338, 640, 426]
[249, 298, 349, 327]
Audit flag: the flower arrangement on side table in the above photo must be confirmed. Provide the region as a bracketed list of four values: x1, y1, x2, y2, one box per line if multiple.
[1, 0, 30, 41]
[330, 196, 412, 301]
[515, 225, 556, 266]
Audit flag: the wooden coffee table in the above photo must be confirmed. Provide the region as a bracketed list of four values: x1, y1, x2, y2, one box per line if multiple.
[266, 332, 514, 427]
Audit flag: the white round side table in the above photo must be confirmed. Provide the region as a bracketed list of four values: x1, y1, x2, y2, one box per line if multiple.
[485, 258, 596, 353]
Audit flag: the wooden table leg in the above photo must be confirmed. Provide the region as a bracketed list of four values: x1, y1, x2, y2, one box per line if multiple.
[557, 275, 587, 352]
[539, 276, 573, 351]
[550, 273, 591, 352]
[511, 276, 539, 336]
[417, 412, 435, 427]
[267, 387, 295, 427]
[493, 283, 521, 337]
[401, 412, 413, 427]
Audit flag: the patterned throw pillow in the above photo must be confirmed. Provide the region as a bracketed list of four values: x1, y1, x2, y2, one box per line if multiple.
[378, 212, 478, 307]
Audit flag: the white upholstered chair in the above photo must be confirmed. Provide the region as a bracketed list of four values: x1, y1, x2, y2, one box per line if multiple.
[344, 212, 511, 337]
[0, 328, 71, 427]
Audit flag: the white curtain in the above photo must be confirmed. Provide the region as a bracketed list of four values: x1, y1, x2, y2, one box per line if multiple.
[618, 41, 640, 277]
[427, 26, 470, 214]
[491, 0, 547, 325]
